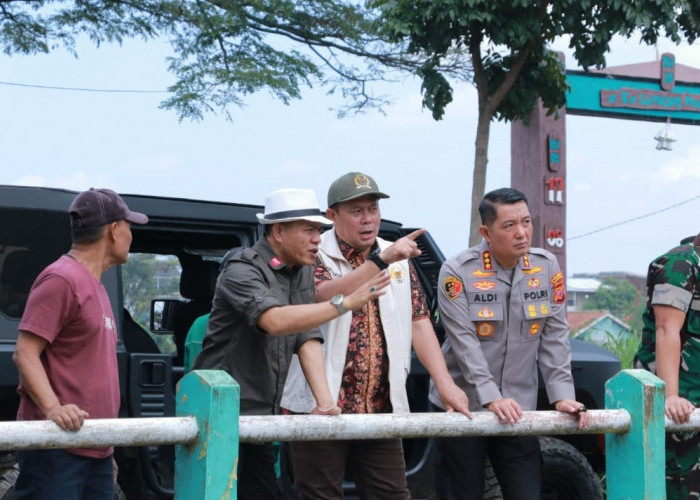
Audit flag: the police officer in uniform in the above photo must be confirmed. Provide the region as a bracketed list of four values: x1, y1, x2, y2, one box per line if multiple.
[430, 187, 590, 500]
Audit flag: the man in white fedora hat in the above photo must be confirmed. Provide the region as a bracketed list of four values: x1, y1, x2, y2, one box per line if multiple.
[192, 188, 389, 499]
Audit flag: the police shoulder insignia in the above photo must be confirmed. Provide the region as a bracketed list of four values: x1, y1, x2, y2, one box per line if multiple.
[522, 254, 531, 268]
[482, 250, 493, 270]
[444, 276, 463, 300]
[530, 323, 540, 336]
[477, 322, 495, 337]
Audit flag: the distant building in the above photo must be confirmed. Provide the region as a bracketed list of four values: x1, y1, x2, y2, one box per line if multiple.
[566, 272, 645, 312]
[566, 277, 601, 312]
[567, 309, 633, 347]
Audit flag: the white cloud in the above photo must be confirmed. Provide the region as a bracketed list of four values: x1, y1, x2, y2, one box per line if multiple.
[12, 171, 113, 191]
[652, 146, 700, 182]
[121, 153, 182, 173]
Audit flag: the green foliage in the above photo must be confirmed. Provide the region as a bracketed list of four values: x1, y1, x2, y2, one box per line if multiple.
[0, 0, 416, 120]
[600, 330, 641, 370]
[372, 0, 699, 121]
[121, 253, 181, 353]
[583, 277, 643, 328]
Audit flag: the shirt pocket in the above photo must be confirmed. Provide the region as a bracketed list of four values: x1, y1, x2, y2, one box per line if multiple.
[468, 303, 504, 342]
[520, 300, 553, 342]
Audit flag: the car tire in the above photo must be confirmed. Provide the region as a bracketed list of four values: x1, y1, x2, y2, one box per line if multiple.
[539, 437, 603, 500]
[483, 437, 603, 500]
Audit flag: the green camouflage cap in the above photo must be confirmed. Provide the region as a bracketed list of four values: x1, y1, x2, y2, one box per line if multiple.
[327, 172, 390, 207]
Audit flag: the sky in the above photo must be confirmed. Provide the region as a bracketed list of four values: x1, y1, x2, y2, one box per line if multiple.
[0, 31, 699, 278]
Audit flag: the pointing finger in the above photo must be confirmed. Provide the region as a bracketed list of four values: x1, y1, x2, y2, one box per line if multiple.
[405, 228, 427, 241]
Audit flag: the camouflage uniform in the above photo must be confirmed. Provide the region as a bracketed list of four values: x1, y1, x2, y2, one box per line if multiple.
[636, 233, 700, 500]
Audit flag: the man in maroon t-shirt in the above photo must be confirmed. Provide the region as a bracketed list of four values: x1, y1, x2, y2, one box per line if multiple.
[12, 188, 147, 499]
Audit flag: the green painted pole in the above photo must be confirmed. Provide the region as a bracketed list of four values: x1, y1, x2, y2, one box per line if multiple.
[175, 370, 240, 500]
[605, 369, 665, 500]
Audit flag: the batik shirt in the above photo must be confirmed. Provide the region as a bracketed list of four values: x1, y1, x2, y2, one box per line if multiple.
[314, 235, 429, 413]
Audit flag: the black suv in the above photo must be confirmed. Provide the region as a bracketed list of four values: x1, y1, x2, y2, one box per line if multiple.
[0, 185, 619, 499]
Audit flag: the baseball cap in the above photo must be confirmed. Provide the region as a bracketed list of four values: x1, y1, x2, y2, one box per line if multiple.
[69, 188, 149, 228]
[327, 172, 390, 207]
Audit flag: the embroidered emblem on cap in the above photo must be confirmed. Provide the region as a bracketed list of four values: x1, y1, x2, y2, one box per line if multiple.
[522, 266, 543, 275]
[530, 323, 540, 335]
[528, 278, 541, 289]
[444, 276, 463, 300]
[482, 251, 493, 270]
[472, 280, 496, 291]
[354, 174, 372, 190]
[477, 307, 495, 319]
[472, 269, 495, 277]
[477, 322, 495, 337]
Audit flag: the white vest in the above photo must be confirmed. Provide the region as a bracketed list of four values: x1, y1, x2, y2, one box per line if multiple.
[280, 229, 414, 414]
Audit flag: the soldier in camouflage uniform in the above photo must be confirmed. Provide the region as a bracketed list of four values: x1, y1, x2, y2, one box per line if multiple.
[636, 233, 700, 499]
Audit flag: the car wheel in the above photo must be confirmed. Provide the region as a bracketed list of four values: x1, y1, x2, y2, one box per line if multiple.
[539, 437, 603, 500]
[483, 437, 603, 500]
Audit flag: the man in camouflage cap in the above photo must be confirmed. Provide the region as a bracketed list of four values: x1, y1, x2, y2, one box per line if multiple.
[636, 233, 700, 499]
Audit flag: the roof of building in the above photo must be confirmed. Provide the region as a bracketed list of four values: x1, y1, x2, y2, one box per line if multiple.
[567, 277, 601, 293]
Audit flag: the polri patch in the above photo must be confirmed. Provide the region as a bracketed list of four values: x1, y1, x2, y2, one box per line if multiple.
[476, 322, 495, 337]
[444, 276, 463, 300]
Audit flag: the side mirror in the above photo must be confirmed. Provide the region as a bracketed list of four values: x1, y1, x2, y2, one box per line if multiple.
[150, 298, 181, 334]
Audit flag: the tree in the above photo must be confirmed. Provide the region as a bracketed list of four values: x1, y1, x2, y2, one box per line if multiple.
[584, 277, 643, 331]
[370, 0, 700, 244]
[0, 0, 469, 120]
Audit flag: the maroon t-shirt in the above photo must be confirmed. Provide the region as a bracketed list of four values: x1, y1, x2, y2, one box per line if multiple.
[17, 255, 120, 458]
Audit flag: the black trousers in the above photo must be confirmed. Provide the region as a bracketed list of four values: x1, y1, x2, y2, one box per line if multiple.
[238, 442, 282, 500]
[434, 434, 542, 500]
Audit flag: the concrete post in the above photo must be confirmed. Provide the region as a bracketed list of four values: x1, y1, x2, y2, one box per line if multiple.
[175, 370, 240, 500]
[605, 369, 665, 499]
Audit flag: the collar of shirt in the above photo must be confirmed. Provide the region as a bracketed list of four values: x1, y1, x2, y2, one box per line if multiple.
[256, 236, 292, 272]
[334, 233, 379, 268]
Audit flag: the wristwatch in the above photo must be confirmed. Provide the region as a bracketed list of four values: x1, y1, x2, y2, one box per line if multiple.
[368, 249, 389, 270]
[330, 294, 347, 316]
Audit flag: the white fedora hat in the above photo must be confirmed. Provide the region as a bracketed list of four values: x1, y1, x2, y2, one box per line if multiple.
[256, 188, 332, 225]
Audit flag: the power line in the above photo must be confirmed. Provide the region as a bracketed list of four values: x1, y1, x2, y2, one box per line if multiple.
[568, 193, 700, 241]
[0, 80, 167, 94]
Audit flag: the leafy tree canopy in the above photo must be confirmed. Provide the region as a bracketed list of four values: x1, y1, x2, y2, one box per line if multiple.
[584, 277, 643, 331]
[370, 0, 700, 243]
[1, 0, 452, 119]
